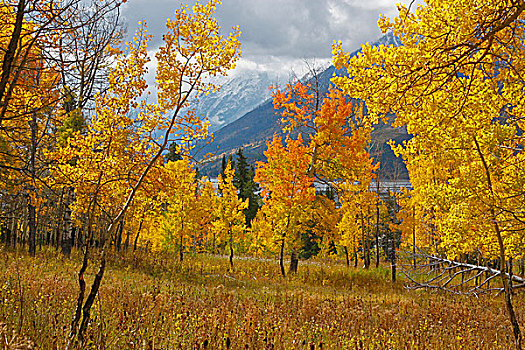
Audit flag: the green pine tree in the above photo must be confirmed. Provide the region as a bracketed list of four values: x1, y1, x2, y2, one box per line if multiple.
[233, 148, 261, 227]
[166, 142, 183, 162]
[221, 155, 227, 178]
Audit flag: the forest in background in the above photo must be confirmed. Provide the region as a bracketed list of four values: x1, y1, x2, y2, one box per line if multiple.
[0, 0, 524, 348]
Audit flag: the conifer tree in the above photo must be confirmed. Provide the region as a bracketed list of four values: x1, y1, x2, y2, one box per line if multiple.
[166, 142, 183, 162]
[233, 148, 260, 226]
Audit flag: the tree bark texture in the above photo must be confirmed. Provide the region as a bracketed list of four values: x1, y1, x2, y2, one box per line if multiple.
[229, 227, 234, 271]
[280, 238, 286, 277]
[289, 249, 298, 274]
[61, 187, 74, 257]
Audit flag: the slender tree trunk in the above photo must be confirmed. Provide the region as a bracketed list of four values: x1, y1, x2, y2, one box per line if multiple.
[375, 222, 379, 268]
[27, 202, 36, 256]
[279, 238, 286, 277]
[75, 227, 81, 250]
[55, 193, 64, 250]
[5, 201, 12, 247]
[179, 222, 184, 262]
[9, 204, 18, 248]
[67, 193, 98, 349]
[124, 230, 130, 251]
[344, 246, 349, 267]
[67, 244, 89, 348]
[474, 137, 521, 349]
[289, 249, 298, 274]
[361, 212, 370, 269]
[27, 113, 37, 256]
[115, 218, 124, 251]
[133, 212, 145, 251]
[2, 224, 9, 245]
[280, 215, 291, 277]
[353, 247, 358, 268]
[21, 204, 27, 249]
[494, 216, 521, 349]
[3, 208, 11, 245]
[62, 187, 74, 257]
[365, 243, 370, 269]
[52, 191, 64, 247]
[1, 200, 7, 244]
[76, 211, 117, 344]
[77, 245, 106, 344]
[475, 254, 481, 286]
[412, 209, 416, 268]
[54, 188, 65, 251]
[46, 226, 51, 246]
[375, 182, 380, 268]
[391, 231, 396, 283]
[229, 227, 234, 271]
[0, 0, 26, 124]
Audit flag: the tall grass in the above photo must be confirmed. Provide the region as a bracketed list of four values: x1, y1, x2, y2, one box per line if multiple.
[0, 246, 522, 349]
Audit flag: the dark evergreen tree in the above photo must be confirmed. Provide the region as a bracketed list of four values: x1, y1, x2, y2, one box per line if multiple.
[232, 148, 260, 226]
[195, 166, 201, 180]
[228, 154, 234, 171]
[220, 154, 234, 178]
[233, 148, 249, 190]
[299, 229, 321, 259]
[166, 142, 183, 162]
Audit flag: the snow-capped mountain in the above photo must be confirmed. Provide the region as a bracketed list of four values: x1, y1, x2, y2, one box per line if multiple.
[191, 71, 286, 132]
[190, 32, 400, 134]
[371, 31, 402, 47]
[195, 32, 409, 179]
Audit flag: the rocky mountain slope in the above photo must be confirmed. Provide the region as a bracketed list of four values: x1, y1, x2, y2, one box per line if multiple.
[191, 71, 285, 132]
[194, 32, 409, 179]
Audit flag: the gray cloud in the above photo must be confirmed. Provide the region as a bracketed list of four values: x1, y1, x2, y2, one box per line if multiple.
[120, 0, 411, 75]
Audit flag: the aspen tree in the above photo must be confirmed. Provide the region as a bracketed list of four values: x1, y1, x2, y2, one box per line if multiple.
[333, 1, 525, 346]
[50, 1, 241, 344]
[213, 160, 248, 270]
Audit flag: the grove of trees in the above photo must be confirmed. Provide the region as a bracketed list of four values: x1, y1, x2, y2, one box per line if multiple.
[333, 1, 525, 346]
[0, 0, 524, 348]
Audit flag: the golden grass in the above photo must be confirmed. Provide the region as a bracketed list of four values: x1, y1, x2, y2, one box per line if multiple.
[0, 247, 522, 349]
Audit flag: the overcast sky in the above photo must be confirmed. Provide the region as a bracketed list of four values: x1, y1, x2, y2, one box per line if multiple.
[120, 0, 415, 77]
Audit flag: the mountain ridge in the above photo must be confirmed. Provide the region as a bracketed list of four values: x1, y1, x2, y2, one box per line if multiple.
[191, 71, 286, 132]
[195, 32, 409, 179]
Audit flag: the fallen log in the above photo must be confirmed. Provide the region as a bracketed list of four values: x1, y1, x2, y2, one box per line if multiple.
[400, 251, 524, 295]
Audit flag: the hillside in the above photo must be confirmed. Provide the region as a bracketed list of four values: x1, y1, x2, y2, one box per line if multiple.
[195, 33, 409, 179]
[190, 71, 285, 132]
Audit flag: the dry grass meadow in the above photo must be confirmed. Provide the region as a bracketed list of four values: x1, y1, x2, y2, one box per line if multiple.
[0, 247, 523, 349]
